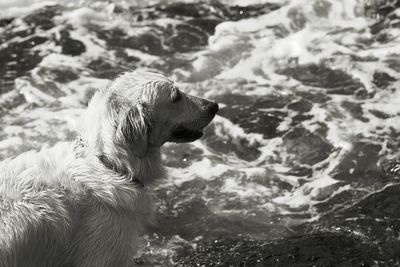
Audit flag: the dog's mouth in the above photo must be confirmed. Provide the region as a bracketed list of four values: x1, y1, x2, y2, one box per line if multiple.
[170, 125, 204, 143]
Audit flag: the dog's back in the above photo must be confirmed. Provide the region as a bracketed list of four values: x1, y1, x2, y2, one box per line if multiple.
[0, 143, 75, 266]
[0, 142, 151, 267]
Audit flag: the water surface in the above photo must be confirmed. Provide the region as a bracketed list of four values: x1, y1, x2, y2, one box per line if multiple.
[1, 0, 400, 265]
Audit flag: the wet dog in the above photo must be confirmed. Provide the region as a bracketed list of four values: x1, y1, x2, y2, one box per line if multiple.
[0, 71, 218, 267]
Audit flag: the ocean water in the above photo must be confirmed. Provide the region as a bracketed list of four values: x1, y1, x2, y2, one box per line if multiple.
[1, 0, 400, 265]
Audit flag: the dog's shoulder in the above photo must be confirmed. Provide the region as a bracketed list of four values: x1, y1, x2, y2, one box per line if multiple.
[0, 142, 75, 188]
[0, 140, 151, 203]
[0, 140, 153, 222]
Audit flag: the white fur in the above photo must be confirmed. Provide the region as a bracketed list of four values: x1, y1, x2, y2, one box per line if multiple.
[0, 71, 217, 267]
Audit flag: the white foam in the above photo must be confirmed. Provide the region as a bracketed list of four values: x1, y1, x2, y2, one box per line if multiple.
[0, 136, 23, 150]
[192, 0, 371, 84]
[0, 1, 56, 19]
[15, 78, 56, 105]
[273, 174, 339, 209]
[38, 53, 84, 69]
[168, 158, 231, 186]
[219, 0, 287, 6]
[56, 6, 112, 28]
[221, 177, 272, 198]
[212, 115, 264, 146]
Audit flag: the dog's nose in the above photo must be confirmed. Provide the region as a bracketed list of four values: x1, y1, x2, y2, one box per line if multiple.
[208, 102, 219, 114]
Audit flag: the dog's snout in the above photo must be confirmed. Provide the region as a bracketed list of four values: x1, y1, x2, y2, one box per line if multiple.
[190, 95, 219, 114]
[208, 102, 219, 114]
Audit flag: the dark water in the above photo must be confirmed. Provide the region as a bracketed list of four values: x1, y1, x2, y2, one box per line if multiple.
[1, 0, 400, 266]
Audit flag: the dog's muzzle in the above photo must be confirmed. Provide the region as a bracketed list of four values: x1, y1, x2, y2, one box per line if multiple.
[170, 101, 219, 143]
[171, 125, 204, 142]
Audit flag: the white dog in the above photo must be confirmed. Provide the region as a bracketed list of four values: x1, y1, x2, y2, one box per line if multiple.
[0, 71, 218, 267]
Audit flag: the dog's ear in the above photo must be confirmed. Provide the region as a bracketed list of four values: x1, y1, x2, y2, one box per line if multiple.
[118, 103, 152, 158]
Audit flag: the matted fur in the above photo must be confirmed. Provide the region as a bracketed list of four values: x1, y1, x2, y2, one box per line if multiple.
[0, 71, 218, 267]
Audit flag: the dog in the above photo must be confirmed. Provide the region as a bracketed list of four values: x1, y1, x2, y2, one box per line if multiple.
[0, 71, 218, 267]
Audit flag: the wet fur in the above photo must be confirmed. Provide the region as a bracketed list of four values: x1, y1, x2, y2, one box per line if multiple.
[0, 71, 216, 266]
[0, 143, 154, 266]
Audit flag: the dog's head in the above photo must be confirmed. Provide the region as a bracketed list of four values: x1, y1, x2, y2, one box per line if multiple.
[84, 71, 218, 160]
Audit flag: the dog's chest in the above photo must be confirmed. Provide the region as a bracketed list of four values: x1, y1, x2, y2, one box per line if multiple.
[68, 191, 153, 262]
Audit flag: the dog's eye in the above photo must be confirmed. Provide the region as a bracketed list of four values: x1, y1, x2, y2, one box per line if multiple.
[171, 90, 181, 103]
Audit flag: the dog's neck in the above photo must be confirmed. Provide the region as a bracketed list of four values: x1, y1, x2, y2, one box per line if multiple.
[75, 138, 166, 186]
[97, 154, 145, 187]
[113, 145, 166, 186]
